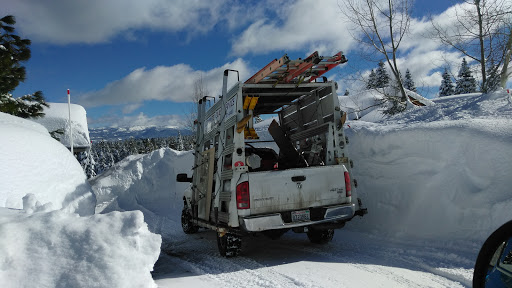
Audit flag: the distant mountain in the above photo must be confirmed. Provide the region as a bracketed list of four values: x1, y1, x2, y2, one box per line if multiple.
[89, 126, 193, 142]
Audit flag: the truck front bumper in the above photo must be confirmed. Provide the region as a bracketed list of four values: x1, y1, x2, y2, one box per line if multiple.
[240, 204, 355, 232]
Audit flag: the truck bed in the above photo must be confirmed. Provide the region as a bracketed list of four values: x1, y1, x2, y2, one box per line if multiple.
[245, 165, 351, 215]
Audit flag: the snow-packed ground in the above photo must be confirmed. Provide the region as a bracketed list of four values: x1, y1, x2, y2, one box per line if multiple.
[1, 89, 512, 287]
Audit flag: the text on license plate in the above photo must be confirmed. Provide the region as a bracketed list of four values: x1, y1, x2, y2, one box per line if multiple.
[291, 210, 310, 222]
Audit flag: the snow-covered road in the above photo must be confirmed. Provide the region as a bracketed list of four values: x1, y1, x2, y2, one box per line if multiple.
[153, 228, 474, 287]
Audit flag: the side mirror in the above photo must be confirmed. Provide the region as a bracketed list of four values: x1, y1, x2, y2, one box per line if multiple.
[473, 220, 512, 288]
[176, 173, 193, 183]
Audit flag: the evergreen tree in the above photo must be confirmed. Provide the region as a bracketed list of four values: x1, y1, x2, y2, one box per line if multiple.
[454, 58, 477, 94]
[0, 91, 49, 117]
[483, 63, 500, 93]
[403, 69, 417, 92]
[78, 151, 97, 179]
[366, 69, 377, 89]
[177, 131, 185, 151]
[375, 61, 390, 88]
[391, 70, 403, 91]
[439, 68, 454, 97]
[0, 15, 48, 118]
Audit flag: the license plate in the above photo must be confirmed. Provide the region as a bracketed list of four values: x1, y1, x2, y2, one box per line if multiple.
[291, 210, 310, 222]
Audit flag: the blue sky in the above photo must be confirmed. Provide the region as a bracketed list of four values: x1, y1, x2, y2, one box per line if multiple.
[6, 0, 461, 128]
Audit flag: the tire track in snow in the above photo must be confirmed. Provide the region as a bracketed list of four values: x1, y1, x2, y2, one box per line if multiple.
[158, 230, 469, 287]
[253, 233, 467, 288]
[161, 231, 320, 288]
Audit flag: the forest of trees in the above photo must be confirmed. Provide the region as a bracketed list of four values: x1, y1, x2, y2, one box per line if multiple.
[79, 134, 195, 179]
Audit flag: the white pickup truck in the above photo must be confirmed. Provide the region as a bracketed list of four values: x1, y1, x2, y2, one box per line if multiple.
[177, 52, 367, 257]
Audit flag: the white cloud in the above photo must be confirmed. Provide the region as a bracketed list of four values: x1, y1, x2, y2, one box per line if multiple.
[395, 50, 462, 87]
[231, 0, 358, 56]
[122, 103, 143, 114]
[228, 0, 479, 96]
[88, 112, 185, 129]
[4, 0, 236, 44]
[77, 59, 252, 107]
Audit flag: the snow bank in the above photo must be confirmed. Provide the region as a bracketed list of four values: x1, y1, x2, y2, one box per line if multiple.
[345, 91, 512, 242]
[32, 103, 91, 150]
[0, 112, 162, 288]
[91, 148, 194, 238]
[0, 200, 161, 288]
[0, 112, 95, 215]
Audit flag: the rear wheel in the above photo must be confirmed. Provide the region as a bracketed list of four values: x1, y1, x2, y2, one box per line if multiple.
[307, 228, 334, 244]
[181, 208, 198, 234]
[217, 232, 242, 257]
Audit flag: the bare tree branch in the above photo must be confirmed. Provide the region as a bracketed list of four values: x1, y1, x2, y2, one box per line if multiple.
[341, 0, 411, 103]
[430, 0, 512, 91]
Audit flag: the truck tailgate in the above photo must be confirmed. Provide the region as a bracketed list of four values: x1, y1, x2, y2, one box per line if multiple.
[247, 165, 350, 215]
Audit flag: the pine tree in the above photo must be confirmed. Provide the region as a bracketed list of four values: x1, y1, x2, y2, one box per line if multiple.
[391, 70, 403, 91]
[454, 58, 477, 94]
[178, 131, 185, 151]
[403, 69, 417, 92]
[375, 61, 390, 88]
[439, 68, 454, 97]
[0, 15, 48, 118]
[78, 151, 97, 179]
[0, 91, 49, 117]
[483, 63, 500, 93]
[366, 69, 377, 89]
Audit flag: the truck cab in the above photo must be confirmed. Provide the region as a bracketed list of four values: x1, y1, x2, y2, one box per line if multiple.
[177, 52, 367, 257]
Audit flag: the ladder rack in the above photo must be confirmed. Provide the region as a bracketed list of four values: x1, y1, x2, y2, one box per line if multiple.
[244, 51, 347, 85]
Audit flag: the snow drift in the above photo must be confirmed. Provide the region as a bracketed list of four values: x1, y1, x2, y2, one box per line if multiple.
[346, 119, 512, 240]
[0, 112, 162, 288]
[345, 91, 512, 242]
[0, 112, 95, 215]
[91, 148, 194, 239]
[0, 205, 161, 288]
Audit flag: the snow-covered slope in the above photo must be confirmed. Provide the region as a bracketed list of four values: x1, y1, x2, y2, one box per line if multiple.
[338, 87, 435, 122]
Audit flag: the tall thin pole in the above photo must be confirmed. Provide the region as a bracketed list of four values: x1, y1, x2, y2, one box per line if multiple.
[68, 89, 74, 155]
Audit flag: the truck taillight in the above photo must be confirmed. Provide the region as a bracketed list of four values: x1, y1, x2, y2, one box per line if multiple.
[236, 181, 250, 209]
[344, 171, 352, 197]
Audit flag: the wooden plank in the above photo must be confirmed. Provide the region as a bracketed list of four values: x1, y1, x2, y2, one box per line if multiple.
[201, 148, 215, 222]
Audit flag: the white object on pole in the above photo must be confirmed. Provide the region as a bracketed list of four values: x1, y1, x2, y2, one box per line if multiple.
[68, 89, 74, 154]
